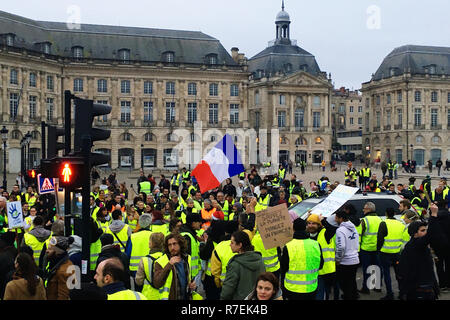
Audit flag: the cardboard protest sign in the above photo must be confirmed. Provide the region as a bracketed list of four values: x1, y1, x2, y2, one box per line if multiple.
[310, 184, 359, 217]
[6, 201, 24, 229]
[255, 203, 293, 250]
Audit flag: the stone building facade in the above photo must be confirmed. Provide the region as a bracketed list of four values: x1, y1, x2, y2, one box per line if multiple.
[361, 45, 450, 166]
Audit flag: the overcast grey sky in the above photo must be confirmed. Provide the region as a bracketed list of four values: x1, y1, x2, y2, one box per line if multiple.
[3, 0, 449, 90]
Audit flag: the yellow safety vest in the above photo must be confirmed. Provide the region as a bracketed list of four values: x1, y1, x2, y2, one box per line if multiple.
[25, 193, 37, 207]
[155, 254, 192, 300]
[24, 233, 50, 266]
[141, 251, 164, 300]
[139, 181, 151, 195]
[284, 238, 321, 293]
[181, 232, 201, 278]
[380, 219, 407, 254]
[252, 232, 280, 273]
[106, 224, 130, 253]
[255, 194, 271, 212]
[360, 215, 382, 252]
[129, 230, 152, 272]
[150, 223, 170, 236]
[108, 289, 147, 300]
[317, 228, 336, 275]
[90, 239, 102, 271]
[431, 189, 449, 201]
[171, 174, 181, 187]
[205, 242, 217, 277]
[214, 240, 236, 283]
[278, 168, 286, 180]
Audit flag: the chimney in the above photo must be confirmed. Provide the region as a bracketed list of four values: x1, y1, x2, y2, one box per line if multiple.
[231, 47, 239, 63]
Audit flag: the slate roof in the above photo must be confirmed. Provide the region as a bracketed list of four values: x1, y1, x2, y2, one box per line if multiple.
[248, 43, 322, 78]
[372, 45, 450, 81]
[0, 10, 238, 66]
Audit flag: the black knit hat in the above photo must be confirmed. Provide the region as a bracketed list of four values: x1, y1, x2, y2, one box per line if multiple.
[293, 217, 307, 232]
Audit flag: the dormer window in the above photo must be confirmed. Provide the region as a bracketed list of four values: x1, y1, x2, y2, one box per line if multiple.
[163, 51, 175, 63]
[300, 64, 308, 72]
[72, 46, 84, 58]
[389, 68, 397, 77]
[43, 42, 51, 54]
[429, 64, 436, 74]
[6, 34, 14, 46]
[206, 54, 218, 65]
[118, 49, 130, 63]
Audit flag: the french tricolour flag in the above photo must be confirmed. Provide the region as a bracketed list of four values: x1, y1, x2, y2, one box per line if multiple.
[192, 134, 245, 194]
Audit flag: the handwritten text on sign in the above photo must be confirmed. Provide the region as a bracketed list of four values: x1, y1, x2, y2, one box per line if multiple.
[255, 203, 293, 250]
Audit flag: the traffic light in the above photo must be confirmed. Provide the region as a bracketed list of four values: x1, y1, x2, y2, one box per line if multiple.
[74, 98, 112, 166]
[47, 125, 65, 158]
[41, 157, 86, 189]
[27, 169, 36, 179]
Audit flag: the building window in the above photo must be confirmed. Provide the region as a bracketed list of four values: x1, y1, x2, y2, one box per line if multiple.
[230, 104, 239, 124]
[166, 102, 175, 123]
[397, 109, 403, 126]
[313, 112, 321, 128]
[207, 54, 217, 65]
[230, 84, 239, 97]
[144, 133, 153, 142]
[349, 117, 354, 125]
[431, 91, 438, 103]
[47, 76, 54, 91]
[414, 108, 422, 126]
[365, 98, 370, 108]
[123, 133, 131, 141]
[209, 103, 218, 124]
[386, 110, 391, 126]
[414, 90, 421, 102]
[166, 82, 175, 95]
[96, 100, 108, 122]
[72, 46, 83, 58]
[143, 101, 153, 123]
[6, 34, 14, 46]
[118, 49, 130, 63]
[295, 108, 304, 128]
[209, 83, 218, 96]
[431, 109, 438, 127]
[278, 111, 286, 127]
[187, 103, 197, 124]
[29, 72, 36, 87]
[29, 96, 37, 120]
[46, 98, 54, 121]
[376, 111, 381, 128]
[315, 137, 322, 144]
[144, 81, 153, 94]
[73, 78, 83, 92]
[9, 93, 19, 120]
[448, 109, 450, 127]
[358, 106, 363, 113]
[313, 96, 321, 106]
[432, 136, 441, 144]
[349, 106, 354, 113]
[163, 52, 174, 63]
[210, 135, 217, 142]
[10, 69, 18, 85]
[386, 94, 391, 105]
[339, 104, 345, 113]
[376, 95, 380, 106]
[255, 91, 260, 106]
[121, 80, 131, 94]
[397, 90, 402, 103]
[416, 135, 424, 144]
[120, 101, 131, 123]
[43, 43, 51, 54]
[279, 94, 286, 105]
[358, 117, 362, 125]
[188, 83, 197, 96]
[98, 79, 108, 93]
[448, 92, 450, 103]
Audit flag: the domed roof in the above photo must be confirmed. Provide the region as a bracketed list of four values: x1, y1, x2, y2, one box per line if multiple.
[276, 9, 290, 22]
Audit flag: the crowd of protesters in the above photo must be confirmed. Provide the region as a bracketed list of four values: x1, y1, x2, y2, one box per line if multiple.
[0, 158, 449, 300]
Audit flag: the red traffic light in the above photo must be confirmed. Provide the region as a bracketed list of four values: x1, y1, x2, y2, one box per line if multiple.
[27, 169, 36, 179]
[61, 162, 72, 183]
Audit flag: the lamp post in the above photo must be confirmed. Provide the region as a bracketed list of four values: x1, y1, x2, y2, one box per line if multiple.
[410, 144, 413, 162]
[25, 131, 32, 171]
[20, 137, 26, 179]
[1, 126, 9, 190]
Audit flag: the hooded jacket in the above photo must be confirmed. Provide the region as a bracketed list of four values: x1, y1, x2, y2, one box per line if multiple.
[335, 221, 360, 265]
[220, 250, 265, 300]
[28, 226, 51, 243]
[108, 220, 132, 237]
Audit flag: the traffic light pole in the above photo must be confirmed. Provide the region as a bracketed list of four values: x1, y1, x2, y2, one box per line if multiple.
[81, 135, 91, 282]
[64, 91, 73, 237]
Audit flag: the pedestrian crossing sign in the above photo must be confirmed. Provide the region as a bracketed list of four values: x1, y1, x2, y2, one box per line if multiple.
[37, 174, 56, 194]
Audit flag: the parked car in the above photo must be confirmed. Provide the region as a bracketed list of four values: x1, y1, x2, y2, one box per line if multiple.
[289, 192, 419, 221]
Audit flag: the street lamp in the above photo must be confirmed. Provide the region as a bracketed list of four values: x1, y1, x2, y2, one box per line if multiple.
[1, 126, 9, 190]
[20, 137, 26, 179]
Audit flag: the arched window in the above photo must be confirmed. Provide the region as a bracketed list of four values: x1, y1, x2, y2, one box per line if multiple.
[163, 51, 175, 63]
[144, 132, 153, 142]
[206, 54, 218, 65]
[118, 48, 130, 63]
[295, 137, 307, 145]
[72, 46, 84, 59]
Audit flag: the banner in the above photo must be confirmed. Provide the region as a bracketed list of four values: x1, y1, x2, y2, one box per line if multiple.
[37, 174, 56, 194]
[309, 185, 359, 217]
[7, 201, 24, 229]
[255, 203, 293, 250]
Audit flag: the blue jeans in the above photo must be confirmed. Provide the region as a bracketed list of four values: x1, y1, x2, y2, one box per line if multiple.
[359, 250, 381, 290]
[379, 252, 400, 295]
